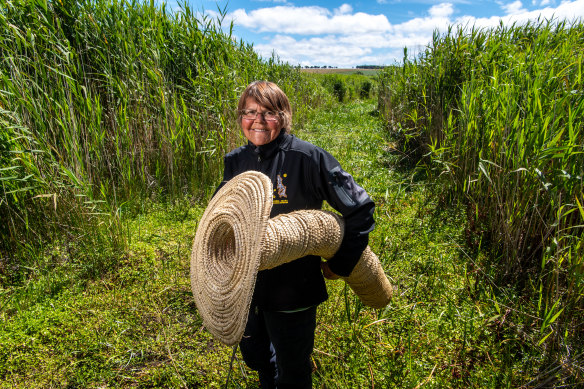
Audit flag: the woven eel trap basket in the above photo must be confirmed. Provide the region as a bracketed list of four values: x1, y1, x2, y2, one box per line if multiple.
[190, 171, 393, 346]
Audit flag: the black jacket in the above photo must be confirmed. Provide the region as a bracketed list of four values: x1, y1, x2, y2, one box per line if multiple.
[218, 131, 375, 311]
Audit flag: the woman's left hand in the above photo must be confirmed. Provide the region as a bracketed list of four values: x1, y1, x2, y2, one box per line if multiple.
[320, 261, 340, 280]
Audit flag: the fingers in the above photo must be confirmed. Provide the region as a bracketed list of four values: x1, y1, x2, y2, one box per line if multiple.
[320, 261, 340, 280]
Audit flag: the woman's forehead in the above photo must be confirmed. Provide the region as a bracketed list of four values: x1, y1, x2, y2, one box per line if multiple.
[244, 97, 270, 110]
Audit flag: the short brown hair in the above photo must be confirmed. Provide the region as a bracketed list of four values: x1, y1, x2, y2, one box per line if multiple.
[237, 81, 292, 132]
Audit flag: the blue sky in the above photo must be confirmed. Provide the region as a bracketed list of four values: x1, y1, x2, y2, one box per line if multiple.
[171, 0, 584, 67]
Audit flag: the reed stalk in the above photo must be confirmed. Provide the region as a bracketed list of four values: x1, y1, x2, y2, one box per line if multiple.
[0, 0, 325, 281]
[378, 19, 583, 361]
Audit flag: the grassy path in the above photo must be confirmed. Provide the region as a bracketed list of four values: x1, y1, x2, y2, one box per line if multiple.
[2, 100, 529, 388]
[298, 101, 514, 387]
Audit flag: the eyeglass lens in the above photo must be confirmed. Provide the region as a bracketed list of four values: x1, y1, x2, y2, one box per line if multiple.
[242, 110, 279, 121]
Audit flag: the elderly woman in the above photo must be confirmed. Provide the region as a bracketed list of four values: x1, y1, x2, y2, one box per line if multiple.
[217, 81, 374, 388]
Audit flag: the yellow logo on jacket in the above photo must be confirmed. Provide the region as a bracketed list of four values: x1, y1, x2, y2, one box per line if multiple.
[273, 174, 289, 204]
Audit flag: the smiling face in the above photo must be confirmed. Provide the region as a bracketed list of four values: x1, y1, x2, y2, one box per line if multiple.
[240, 98, 282, 147]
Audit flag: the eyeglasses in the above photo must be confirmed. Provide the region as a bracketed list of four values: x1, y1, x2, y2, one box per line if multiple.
[240, 109, 281, 122]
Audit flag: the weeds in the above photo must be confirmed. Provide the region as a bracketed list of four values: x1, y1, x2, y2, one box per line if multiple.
[2, 3, 583, 385]
[378, 19, 584, 368]
[0, 0, 326, 290]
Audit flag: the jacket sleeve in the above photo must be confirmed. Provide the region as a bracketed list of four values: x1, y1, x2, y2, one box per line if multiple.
[310, 148, 375, 277]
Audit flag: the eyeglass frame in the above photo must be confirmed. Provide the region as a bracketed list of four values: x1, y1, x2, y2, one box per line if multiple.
[239, 109, 282, 122]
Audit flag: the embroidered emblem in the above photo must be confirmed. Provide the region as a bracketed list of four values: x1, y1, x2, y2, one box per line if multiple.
[276, 174, 287, 198]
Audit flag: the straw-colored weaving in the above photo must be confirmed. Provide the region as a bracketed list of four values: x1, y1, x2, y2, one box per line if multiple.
[190, 171, 392, 346]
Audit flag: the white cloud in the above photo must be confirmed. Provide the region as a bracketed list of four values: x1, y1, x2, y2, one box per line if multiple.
[429, 3, 455, 18]
[224, 0, 584, 67]
[336, 4, 353, 15]
[469, 0, 583, 28]
[227, 6, 391, 35]
[502, 1, 528, 14]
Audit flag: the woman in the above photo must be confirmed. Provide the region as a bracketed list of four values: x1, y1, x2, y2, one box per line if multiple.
[218, 81, 375, 388]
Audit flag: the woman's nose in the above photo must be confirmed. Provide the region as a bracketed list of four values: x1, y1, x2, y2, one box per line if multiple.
[254, 113, 267, 122]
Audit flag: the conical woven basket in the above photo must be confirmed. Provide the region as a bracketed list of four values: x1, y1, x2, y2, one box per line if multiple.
[190, 171, 392, 346]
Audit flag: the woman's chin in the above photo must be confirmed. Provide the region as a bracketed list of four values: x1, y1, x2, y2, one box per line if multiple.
[248, 131, 273, 146]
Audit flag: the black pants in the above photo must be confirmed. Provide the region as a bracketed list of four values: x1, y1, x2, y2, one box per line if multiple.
[239, 305, 317, 389]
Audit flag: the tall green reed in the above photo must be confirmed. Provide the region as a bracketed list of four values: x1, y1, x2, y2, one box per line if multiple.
[378, 19, 583, 360]
[0, 0, 325, 284]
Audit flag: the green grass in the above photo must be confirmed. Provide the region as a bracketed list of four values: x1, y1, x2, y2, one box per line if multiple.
[2, 98, 579, 387]
[301, 68, 382, 76]
[2, 4, 583, 386]
[0, 0, 329, 313]
[304, 73, 377, 103]
[1, 201, 225, 387]
[298, 100, 542, 387]
[378, 19, 584, 369]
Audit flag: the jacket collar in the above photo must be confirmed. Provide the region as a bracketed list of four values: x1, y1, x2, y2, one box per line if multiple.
[249, 130, 287, 160]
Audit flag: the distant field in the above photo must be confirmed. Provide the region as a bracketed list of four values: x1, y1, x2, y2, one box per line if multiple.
[300, 68, 381, 76]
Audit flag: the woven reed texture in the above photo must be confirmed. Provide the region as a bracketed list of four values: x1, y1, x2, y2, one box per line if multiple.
[191, 171, 392, 346]
[260, 211, 392, 308]
[344, 247, 393, 309]
[190, 171, 272, 346]
[260, 210, 344, 270]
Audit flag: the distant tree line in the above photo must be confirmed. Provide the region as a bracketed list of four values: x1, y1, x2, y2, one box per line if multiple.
[356, 65, 386, 69]
[302, 65, 386, 69]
